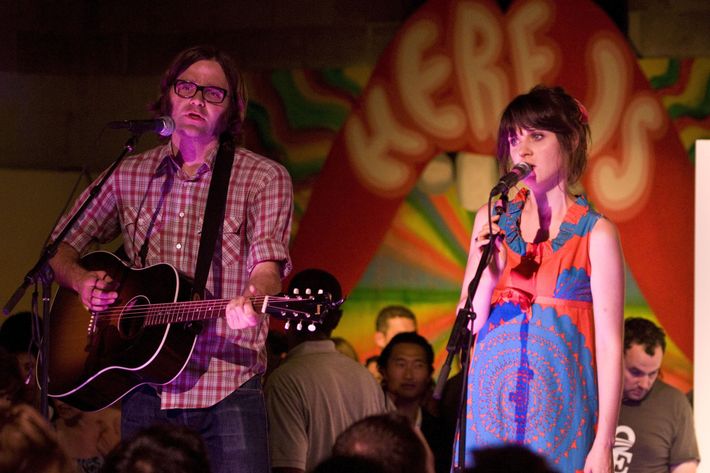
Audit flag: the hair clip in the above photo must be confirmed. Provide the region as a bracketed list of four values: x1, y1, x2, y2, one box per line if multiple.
[574, 98, 589, 125]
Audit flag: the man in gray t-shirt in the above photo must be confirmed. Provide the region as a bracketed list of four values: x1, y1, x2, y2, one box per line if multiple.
[613, 318, 699, 473]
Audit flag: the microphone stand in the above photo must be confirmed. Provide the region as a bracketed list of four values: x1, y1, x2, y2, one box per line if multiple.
[2, 133, 141, 418]
[433, 193, 508, 472]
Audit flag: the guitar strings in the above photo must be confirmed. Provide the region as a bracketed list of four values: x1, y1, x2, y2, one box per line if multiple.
[85, 296, 323, 324]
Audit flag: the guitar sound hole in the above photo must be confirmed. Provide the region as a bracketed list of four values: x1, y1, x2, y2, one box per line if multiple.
[117, 295, 150, 338]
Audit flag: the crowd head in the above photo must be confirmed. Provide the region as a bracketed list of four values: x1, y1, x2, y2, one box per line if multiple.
[622, 317, 667, 402]
[101, 424, 212, 473]
[374, 305, 417, 349]
[0, 404, 74, 473]
[332, 413, 434, 473]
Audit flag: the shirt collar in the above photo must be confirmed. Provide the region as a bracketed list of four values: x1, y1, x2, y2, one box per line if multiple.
[160, 142, 218, 182]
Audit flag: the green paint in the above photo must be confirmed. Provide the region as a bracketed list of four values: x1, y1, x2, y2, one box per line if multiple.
[667, 77, 710, 119]
[246, 101, 287, 158]
[321, 68, 363, 97]
[271, 70, 348, 131]
[649, 58, 680, 89]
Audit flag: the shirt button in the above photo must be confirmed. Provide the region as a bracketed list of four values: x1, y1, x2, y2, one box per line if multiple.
[179, 211, 185, 218]
[176, 243, 182, 250]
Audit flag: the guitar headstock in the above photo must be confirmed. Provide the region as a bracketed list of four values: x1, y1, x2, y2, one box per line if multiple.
[264, 290, 344, 332]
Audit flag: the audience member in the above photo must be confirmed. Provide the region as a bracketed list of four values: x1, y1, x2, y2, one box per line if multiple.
[436, 363, 464, 473]
[0, 403, 75, 473]
[613, 318, 699, 473]
[332, 412, 434, 473]
[265, 329, 289, 382]
[364, 355, 382, 384]
[312, 455, 386, 473]
[332, 336, 359, 361]
[378, 332, 448, 473]
[0, 347, 28, 408]
[265, 269, 388, 473]
[101, 424, 211, 473]
[52, 399, 120, 473]
[374, 305, 417, 351]
[468, 444, 556, 473]
[0, 311, 40, 408]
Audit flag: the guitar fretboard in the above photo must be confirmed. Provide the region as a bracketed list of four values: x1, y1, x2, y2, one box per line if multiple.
[143, 299, 231, 326]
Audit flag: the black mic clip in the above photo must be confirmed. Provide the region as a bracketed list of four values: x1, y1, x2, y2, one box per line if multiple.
[489, 162, 533, 197]
[107, 116, 175, 137]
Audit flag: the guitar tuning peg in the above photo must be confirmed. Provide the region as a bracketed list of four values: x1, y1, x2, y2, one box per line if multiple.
[296, 321, 303, 331]
[284, 320, 290, 330]
[292, 288, 300, 295]
[317, 289, 324, 294]
[307, 323, 316, 332]
[305, 288, 312, 295]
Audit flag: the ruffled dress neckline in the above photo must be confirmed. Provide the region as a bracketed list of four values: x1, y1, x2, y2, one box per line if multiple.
[499, 188, 590, 256]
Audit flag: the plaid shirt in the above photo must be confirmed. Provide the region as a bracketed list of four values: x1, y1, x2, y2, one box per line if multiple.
[53, 142, 293, 409]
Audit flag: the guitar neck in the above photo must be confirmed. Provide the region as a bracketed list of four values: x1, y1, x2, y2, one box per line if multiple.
[142, 296, 272, 327]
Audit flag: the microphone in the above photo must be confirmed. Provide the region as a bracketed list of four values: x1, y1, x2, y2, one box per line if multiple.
[107, 116, 175, 136]
[489, 162, 533, 197]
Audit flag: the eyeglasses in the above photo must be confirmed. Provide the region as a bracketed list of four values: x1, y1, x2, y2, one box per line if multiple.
[173, 80, 228, 104]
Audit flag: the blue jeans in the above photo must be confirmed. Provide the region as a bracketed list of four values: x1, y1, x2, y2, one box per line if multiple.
[121, 376, 270, 473]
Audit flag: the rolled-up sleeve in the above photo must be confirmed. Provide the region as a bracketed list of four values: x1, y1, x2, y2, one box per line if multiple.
[245, 160, 293, 278]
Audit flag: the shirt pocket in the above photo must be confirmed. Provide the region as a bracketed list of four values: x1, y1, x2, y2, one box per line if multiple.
[221, 216, 244, 266]
[121, 206, 163, 262]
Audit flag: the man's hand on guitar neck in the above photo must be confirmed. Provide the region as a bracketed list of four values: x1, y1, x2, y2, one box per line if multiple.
[225, 261, 282, 330]
[49, 243, 119, 313]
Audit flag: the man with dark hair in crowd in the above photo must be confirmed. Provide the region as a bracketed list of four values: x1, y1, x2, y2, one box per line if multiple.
[332, 412, 434, 473]
[266, 269, 388, 473]
[378, 332, 448, 473]
[613, 317, 699, 473]
[48, 44, 293, 473]
[101, 424, 212, 473]
[374, 305, 417, 351]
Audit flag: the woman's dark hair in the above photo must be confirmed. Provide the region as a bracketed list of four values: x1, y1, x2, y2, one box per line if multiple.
[496, 84, 590, 187]
[150, 45, 248, 143]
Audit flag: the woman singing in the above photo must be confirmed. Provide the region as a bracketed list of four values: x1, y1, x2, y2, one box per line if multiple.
[458, 85, 623, 473]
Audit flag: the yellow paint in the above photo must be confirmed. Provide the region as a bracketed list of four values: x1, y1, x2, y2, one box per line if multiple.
[637, 58, 671, 80]
[662, 58, 710, 107]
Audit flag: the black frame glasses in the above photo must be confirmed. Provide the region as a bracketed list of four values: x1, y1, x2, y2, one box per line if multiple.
[173, 79, 229, 104]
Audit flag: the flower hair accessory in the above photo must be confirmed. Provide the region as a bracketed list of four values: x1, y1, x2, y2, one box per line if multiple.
[574, 98, 589, 125]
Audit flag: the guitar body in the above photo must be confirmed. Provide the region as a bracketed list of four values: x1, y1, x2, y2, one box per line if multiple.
[47, 251, 200, 411]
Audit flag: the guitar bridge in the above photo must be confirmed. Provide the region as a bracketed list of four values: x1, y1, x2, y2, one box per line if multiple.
[88, 312, 98, 335]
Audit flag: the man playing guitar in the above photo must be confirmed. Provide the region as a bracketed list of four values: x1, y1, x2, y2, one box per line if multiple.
[49, 45, 294, 473]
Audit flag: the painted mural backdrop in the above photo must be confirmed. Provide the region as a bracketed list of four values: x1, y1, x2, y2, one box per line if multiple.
[242, 0, 710, 392]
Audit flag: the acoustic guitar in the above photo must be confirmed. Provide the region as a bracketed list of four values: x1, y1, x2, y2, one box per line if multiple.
[45, 251, 338, 411]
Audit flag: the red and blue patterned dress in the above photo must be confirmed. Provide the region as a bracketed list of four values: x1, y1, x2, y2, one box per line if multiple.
[463, 189, 601, 472]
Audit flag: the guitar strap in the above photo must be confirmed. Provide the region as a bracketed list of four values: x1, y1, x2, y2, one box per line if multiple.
[191, 137, 236, 300]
